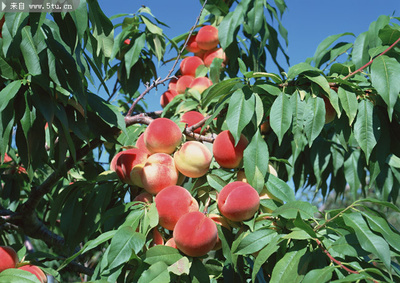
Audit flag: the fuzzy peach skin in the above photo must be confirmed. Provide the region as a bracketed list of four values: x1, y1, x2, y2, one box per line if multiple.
[189, 77, 213, 94]
[217, 181, 260, 222]
[155, 185, 199, 230]
[135, 134, 151, 155]
[140, 153, 179, 195]
[185, 34, 201, 53]
[165, 238, 177, 249]
[180, 56, 205, 77]
[180, 111, 206, 134]
[213, 130, 248, 169]
[176, 75, 195, 94]
[173, 211, 218, 257]
[174, 141, 212, 178]
[143, 118, 182, 154]
[0, 246, 18, 272]
[18, 265, 47, 283]
[322, 95, 336, 124]
[110, 148, 149, 186]
[132, 191, 153, 204]
[196, 25, 219, 50]
[203, 48, 227, 67]
[160, 89, 179, 108]
[151, 228, 165, 246]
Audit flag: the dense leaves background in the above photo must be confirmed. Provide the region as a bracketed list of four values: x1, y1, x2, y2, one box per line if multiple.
[0, 0, 400, 282]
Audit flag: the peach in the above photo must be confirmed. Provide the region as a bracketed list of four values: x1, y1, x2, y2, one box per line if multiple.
[18, 265, 47, 283]
[209, 214, 231, 250]
[322, 95, 336, 124]
[176, 75, 195, 94]
[143, 118, 182, 154]
[110, 148, 149, 186]
[133, 191, 153, 204]
[180, 56, 205, 77]
[2, 153, 12, 163]
[185, 34, 201, 53]
[160, 89, 179, 108]
[168, 77, 179, 91]
[135, 134, 151, 155]
[189, 77, 213, 94]
[151, 228, 164, 246]
[140, 153, 179, 195]
[203, 48, 227, 68]
[174, 141, 212, 178]
[217, 181, 260, 222]
[173, 211, 218, 257]
[196, 25, 219, 51]
[213, 130, 248, 169]
[165, 238, 177, 249]
[0, 246, 18, 272]
[181, 111, 206, 134]
[155, 185, 199, 230]
[260, 116, 271, 134]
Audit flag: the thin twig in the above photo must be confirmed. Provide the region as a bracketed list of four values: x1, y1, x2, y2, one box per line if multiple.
[126, 0, 208, 116]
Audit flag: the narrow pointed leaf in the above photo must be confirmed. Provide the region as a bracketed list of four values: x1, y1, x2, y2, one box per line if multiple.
[270, 92, 292, 145]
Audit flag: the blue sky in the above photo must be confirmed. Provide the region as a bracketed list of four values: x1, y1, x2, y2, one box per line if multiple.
[97, 0, 400, 111]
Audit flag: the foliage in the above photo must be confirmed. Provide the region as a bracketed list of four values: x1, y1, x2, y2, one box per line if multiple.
[0, 0, 400, 282]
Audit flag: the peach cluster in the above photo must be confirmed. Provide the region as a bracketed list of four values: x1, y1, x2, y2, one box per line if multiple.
[160, 25, 227, 108]
[0, 246, 47, 282]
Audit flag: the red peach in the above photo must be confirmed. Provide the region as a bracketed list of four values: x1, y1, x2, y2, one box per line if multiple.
[135, 134, 151, 155]
[260, 116, 271, 134]
[176, 75, 195, 94]
[196, 25, 219, 51]
[217, 181, 260, 222]
[203, 48, 227, 68]
[17, 265, 47, 283]
[180, 111, 206, 134]
[174, 141, 212, 178]
[189, 77, 213, 94]
[133, 191, 153, 204]
[143, 118, 182, 154]
[140, 153, 179, 195]
[0, 246, 18, 272]
[173, 211, 218, 257]
[185, 34, 201, 53]
[110, 148, 149, 186]
[151, 228, 165, 246]
[165, 238, 177, 249]
[160, 89, 179, 108]
[2, 153, 12, 163]
[155, 185, 199, 230]
[322, 95, 336, 124]
[180, 56, 205, 77]
[168, 77, 179, 91]
[213, 130, 248, 169]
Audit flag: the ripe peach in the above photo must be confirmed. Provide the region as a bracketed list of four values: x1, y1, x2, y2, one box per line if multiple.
[160, 89, 179, 108]
[168, 77, 179, 91]
[135, 134, 151, 155]
[133, 191, 153, 204]
[181, 111, 206, 134]
[155, 185, 199, 230]
[189, 77, 213, 94]
[213, 130, 248, 169]
[143, 118, 182, 154]
[2, 153, 12, 163]
[260, 116, 271, 134]
[0, 246, 18, 272]
[173, 211, 218, 257]
[176, 75, 195, 94]
[151, 228, 165, 246]
[180, 56, 205, 77]
[203, 48, 227, 68]
[217, 181, 260, 222]
[196, 25, 219, 51]
[140, 153, 179, 195]
[185, 34, 201, 53]
[18, 265, 47, 283]
[165, 238, 177, 249]
[322, 95, 336, 124]
[110, 148, 149, 186]
[174, 141, 212, 178]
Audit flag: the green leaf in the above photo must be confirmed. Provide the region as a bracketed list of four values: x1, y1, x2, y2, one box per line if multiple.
[107, 226, 146, 270]
[265, 174, 296, 203]
[337, 87, 358, 125]
[234, 228, 277, 255]
[144, 245, 183, 265]
[167, 257, 190, 276]
[272, 201, 318, 219]
[343, 150, 362, 199]
[202, 78, 242, 107]
[304, 96, 325, 146]
[313, 33, 354, 68]
[371, 55, 400, 120]
[20, 26, 41, 75]
[140, 15, 163, 35]
[251, 235, 280, 282]
[0, 81, 21, 112]
[342, 212, 391, 270]
[0, 268, 41, 283]
[305, 74, 330, 94]
[226, 87, 255, 143]
[355, 198, 400, 212]
[302, 266, 336, 283]
[244, 0, 263, 37]
[243, 130, 269, 193]
[270, 92, 292, 145]
[287, 62, 321, 80]
[125, 33, 146, 78]
[353, 100, 380, 162]
[352, 31, 369, 69]
[270, 245, 308, 283]
[138, 261, 170, 283]
[218, 0, 251, 49]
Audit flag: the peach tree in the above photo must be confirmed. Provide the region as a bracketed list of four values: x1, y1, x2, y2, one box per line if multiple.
[0, 0, 400, 282]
